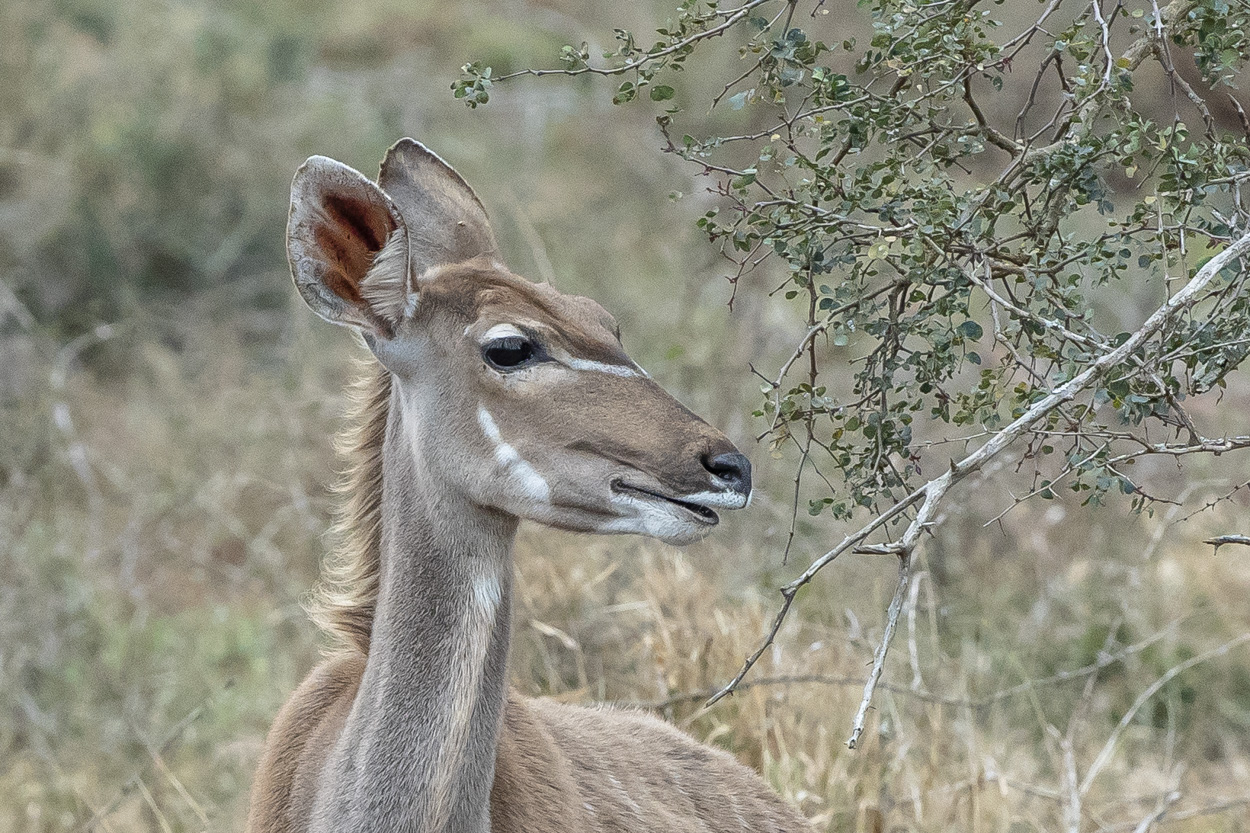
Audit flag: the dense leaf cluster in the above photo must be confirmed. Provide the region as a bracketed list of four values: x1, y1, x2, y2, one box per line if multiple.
[459, 0, 1250, 522]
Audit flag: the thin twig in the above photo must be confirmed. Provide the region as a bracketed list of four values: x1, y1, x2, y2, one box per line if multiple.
[1023, 0, 1198, 167]
[74, 680, 233, 832]
[1204, 534, 1250, 551]
[1131, 788, 1183, 833]
[848, 552, 914, 748]
[1091, 0, 1115, 89]
[704, 488, 924, 707]
[634, 612, 1189, 710]
[1101, 797, 1250, 832]
[1079, 633, 1250, 795]
[709, 226, 1250, 733]
[493, 0, 772, 81]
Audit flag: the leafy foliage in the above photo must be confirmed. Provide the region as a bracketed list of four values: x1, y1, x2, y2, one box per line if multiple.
[459, 0, 1250, 523]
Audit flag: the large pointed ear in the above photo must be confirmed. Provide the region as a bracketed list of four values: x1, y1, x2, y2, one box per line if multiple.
[287, 156, 412, 336]
[378, 139, 498, 275]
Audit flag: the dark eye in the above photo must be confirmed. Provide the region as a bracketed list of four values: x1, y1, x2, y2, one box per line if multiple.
[483, 336, 538, 370]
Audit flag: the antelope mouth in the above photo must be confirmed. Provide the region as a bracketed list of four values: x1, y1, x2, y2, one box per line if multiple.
[611, 481, 721, 525]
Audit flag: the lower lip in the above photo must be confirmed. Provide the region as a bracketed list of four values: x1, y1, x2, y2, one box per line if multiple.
[682, 503, 719, 524]
[614, 483, 719, 524]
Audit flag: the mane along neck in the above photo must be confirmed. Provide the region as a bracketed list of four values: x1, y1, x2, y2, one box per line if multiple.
[310, 356, 391, 655]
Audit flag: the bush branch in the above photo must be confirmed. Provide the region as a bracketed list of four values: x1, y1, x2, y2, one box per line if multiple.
[711, 226, 1250, 739]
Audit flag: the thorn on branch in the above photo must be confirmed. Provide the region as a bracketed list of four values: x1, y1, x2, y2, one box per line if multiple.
[853, 542, 907, 555]
[1228, 93, 1250, 140]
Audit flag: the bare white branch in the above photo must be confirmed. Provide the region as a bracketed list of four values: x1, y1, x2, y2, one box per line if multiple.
[714, 226, 1250, 736]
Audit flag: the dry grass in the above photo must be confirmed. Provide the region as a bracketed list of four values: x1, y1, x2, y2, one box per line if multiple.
[4, 0, 1248, 830]
[4, 300, 1248, 833]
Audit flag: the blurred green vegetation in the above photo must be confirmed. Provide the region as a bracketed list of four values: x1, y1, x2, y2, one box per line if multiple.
[2, 0, 598, 329]
[2, 1, 1249, 831]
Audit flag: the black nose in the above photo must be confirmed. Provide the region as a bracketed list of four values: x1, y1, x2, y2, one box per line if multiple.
[702, 451, 752, 496]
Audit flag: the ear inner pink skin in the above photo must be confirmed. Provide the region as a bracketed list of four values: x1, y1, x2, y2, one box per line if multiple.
[286, 155, 406, 337]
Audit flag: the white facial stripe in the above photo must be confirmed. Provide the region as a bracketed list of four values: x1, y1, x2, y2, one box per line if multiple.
[475, 325, 650, 379]
[478, 404, 503, 442]
[564, 357, 646, 378]
[477, 406, 551, 502]
[545, 345, 649, 378]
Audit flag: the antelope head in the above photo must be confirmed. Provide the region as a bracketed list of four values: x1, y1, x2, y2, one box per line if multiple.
[287, 139, 750, 545]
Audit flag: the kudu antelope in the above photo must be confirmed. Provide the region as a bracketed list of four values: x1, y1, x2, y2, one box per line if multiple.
[247, 139, 811, 832]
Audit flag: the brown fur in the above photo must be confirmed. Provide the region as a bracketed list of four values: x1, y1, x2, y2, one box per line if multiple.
[251, 654, 808, 832]
[247, 653, 365, 833]
[247, 349, 813, 831]
[248, 139, 811, 832]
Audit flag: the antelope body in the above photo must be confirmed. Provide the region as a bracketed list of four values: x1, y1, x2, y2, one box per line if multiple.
[246, 139, 811, 833]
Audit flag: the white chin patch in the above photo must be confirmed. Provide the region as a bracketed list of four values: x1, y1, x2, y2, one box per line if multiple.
[676, 490, 750, 510]
[597, 492, 714, 545]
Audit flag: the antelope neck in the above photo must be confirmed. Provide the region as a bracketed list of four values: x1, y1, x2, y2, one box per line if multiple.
[311, 384, 517, 833]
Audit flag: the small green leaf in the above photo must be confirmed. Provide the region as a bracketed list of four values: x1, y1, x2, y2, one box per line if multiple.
[649, 84, 675, 101]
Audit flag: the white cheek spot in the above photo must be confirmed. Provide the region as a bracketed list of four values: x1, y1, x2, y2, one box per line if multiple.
[477, 406, 551, 503]
[513, 461, 550, 502]
[495, 444, 519, 466]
